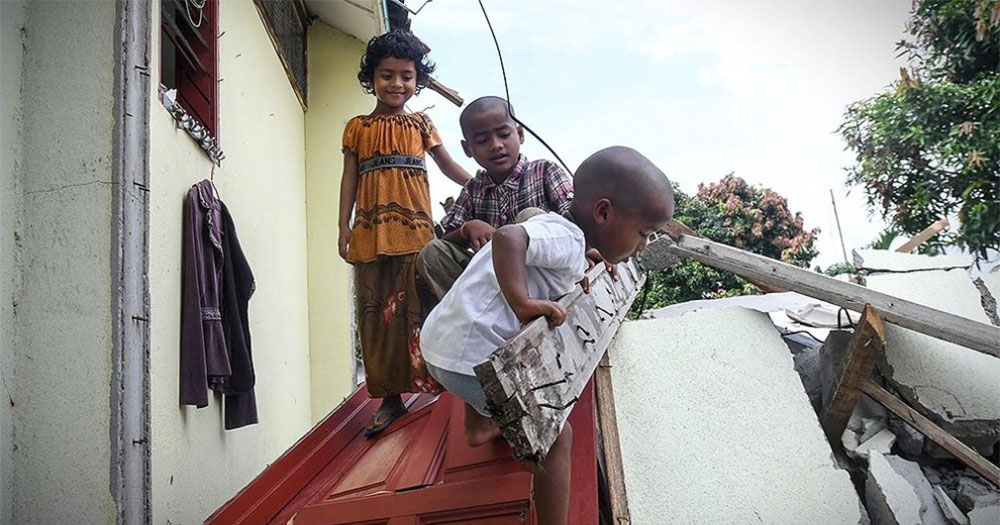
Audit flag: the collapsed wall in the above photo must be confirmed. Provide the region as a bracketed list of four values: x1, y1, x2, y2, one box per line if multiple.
[608, 307, 866, 524]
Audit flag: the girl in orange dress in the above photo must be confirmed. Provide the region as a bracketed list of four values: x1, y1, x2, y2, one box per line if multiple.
[338, 31, 470, 437]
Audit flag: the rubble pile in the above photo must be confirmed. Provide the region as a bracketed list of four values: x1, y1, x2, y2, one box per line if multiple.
[782, 250, 998, 524]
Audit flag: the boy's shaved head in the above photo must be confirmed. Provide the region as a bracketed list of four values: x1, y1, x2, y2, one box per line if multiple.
[573, 146, 673, 216]
[459, 96, 514, 134]
[571, 146, 675, 264]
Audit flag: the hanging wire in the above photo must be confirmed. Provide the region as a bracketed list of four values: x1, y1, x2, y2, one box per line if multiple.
[185, 0, 206, 28]
[476, 0, 573, 176]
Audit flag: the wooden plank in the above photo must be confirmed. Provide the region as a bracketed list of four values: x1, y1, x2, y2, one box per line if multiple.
[428, 78, 463, 107]
[594, 354, 630, 524]
[896, 217, 949, 254]
[859, 379, 999, 487]
[651, 220, 784, 293]
[820, 305, 885, 444]
[655, 233, 1000, 358]
[474, 259, 646, 461]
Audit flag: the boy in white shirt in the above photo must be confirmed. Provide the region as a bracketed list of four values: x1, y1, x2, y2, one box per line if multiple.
[421, 146, 675, 525]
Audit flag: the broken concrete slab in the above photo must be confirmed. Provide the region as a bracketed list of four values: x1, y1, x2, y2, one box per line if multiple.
[933, 486, 969, 525]
[854, 428, 898, 460]
[609, 308, 864, 524]
[853, 249, 974, 273]
[867, 452, 925, 525]
[968, 492, 999, 525]
[864, 269, 1000, 451]
[866, 451, 950, 525]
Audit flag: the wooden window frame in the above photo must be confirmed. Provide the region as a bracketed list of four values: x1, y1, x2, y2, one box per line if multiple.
[161, 0, 220, 141]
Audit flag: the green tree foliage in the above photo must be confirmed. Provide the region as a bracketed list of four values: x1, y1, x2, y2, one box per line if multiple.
[838, 0, 1000, 258]
[632, 175, 820, 315]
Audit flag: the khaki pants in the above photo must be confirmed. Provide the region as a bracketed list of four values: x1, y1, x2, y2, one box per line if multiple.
[415, 239, 472, 300]
[418, 207, 546, 300]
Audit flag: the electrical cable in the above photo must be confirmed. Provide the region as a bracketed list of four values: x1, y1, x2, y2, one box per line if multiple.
[476, 0, 573, 176]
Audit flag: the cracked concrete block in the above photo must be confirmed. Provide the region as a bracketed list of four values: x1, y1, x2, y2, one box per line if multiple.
[853, 249, 974, 273]
[865, 270, 1000, 450]
[887, 415, 925, 457]
[609, 308, 864, 524]
[855, 428, 898, 460]
[885, 454, 949, 525]
[968, 493, 1000, 525]
[866, 452, 949, 525]
[867, 452, 924, 525]
[933, 486, 970, 525]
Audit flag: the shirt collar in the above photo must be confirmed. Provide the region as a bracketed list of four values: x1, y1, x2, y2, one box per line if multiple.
[476, 154, 527, 190]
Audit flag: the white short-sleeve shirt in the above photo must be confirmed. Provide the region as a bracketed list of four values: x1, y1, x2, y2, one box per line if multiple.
[421, 212, 587, 375]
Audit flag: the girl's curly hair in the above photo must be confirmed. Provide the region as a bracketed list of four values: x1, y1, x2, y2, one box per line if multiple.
[357, 31, 436, 95]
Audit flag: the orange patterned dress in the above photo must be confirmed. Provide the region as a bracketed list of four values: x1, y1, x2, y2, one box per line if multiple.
[342, 112, 442, 397]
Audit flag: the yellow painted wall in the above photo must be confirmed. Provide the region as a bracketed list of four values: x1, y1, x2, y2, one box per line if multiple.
[305, 23, 371, 423]
[149, 1, 316, 521]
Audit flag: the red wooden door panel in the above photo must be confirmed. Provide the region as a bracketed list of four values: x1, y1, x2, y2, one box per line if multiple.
[208, 382, 598, 525]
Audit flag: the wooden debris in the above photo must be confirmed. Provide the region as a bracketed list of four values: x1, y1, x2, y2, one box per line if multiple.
[821, 305, 885, 445]
[651, 220, 784, 293]
[595, 354, 630, 524]
[860, 379, 999, 487]
[896, 218, 949, 254]
[428, 77, 463, 107]
[475, 259, 645, 461]
[653, 232, 1000, 358]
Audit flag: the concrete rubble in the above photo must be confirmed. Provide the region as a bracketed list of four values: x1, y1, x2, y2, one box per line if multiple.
[967, 492, 999, 525]
[858, 253, 999, 453]
[866, 451, 932, 525]
[622, 248, 998, 524]
[932, 486, 969, 525]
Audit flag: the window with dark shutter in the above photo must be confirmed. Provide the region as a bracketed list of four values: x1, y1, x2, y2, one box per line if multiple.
[161, 0, 219, 140]
[253, 0, 310, 108]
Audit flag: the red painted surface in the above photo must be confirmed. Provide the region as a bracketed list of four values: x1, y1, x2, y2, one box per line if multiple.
[208, 381, 598, 525]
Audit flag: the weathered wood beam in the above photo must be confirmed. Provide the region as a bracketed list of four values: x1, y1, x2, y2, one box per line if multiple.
[475, 260, 645, 461]
[654, 220, 784, 293]
[428, 78, 463, 107]
[896, 217, 949, 254]
[860, 379, 1000, 487]
[594, 354, 631, 523]
[655, 233, 1000, 358]
[820, 305, 885, 445]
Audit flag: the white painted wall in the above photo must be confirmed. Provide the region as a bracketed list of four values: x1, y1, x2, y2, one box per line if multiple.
[7, 2, 118, 522]
[0, 3, 28, 522]
[305, 22, 370, 424]
[609, 308, 864, 524]
[147, 1, 354, 522]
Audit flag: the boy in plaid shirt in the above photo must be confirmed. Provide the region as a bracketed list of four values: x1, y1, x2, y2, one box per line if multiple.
[416, 96, 573, 299]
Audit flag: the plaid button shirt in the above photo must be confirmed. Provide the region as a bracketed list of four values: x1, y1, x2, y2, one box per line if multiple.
[440, 155, 573, 232]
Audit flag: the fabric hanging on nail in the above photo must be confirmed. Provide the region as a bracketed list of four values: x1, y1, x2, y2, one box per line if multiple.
[179, 178, 258, 429]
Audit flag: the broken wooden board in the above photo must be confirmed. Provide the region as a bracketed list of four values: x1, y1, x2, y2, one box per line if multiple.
[860, 379, 1000, 487]
[474, 259, 645, 461]
[594, 354, 631, 523]
[650, 233, 1000, 358]
[896, 217, 949, 254]
[820, 304, 885, 445]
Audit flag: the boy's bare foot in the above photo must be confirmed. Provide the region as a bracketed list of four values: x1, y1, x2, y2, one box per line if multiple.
[464, 403, 502, 447]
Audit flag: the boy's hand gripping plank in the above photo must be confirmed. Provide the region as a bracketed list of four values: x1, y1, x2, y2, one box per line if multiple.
[473, 256, 645, 462]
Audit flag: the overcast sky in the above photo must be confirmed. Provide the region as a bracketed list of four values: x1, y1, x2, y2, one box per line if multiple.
[405, 0, 913, 268]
